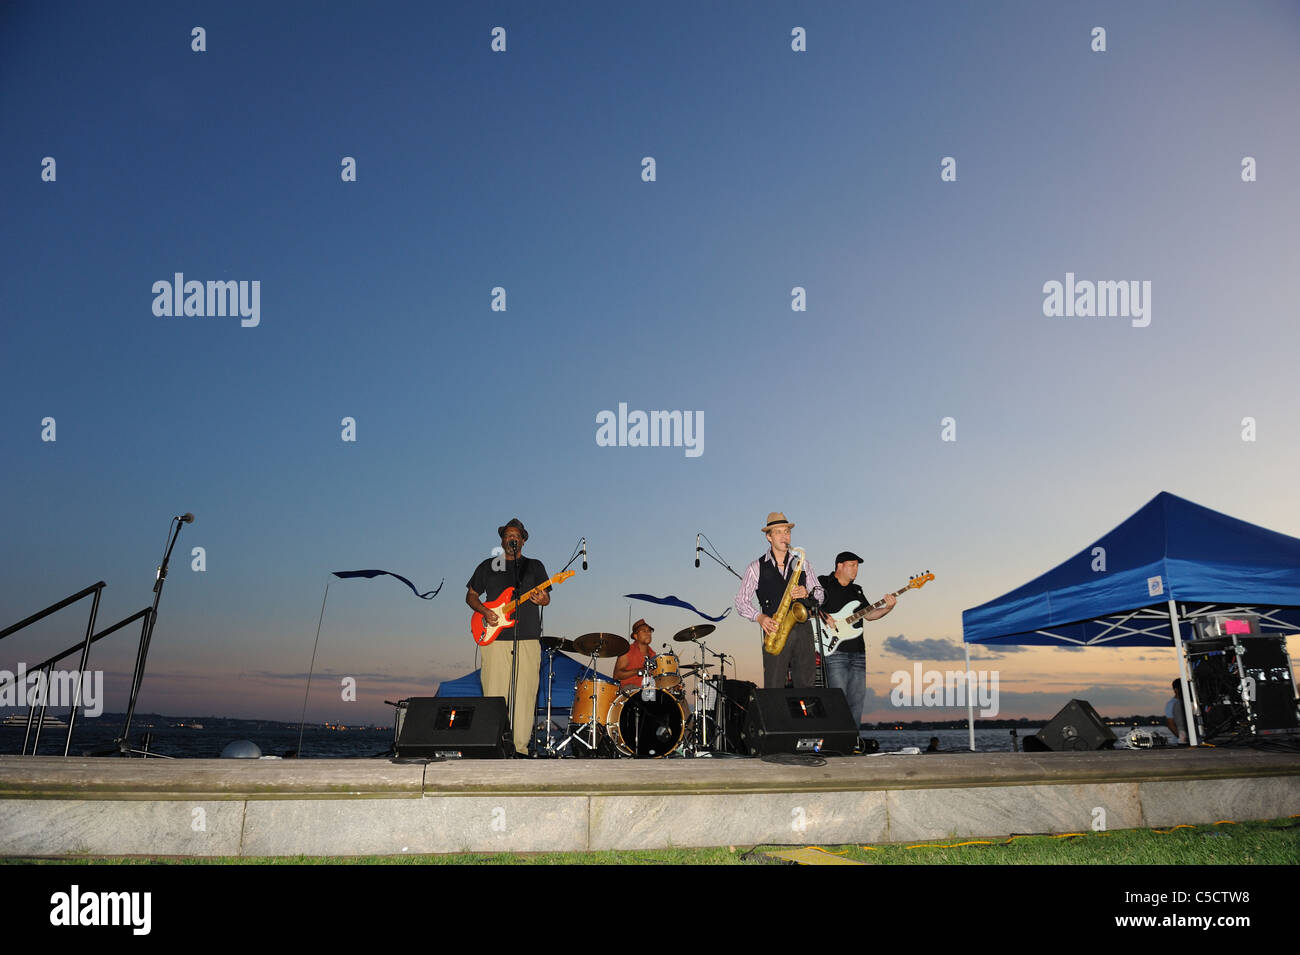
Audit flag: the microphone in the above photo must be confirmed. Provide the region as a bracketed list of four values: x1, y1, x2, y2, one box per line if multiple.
[581, 537, 587, 571]
[506, 539, 519, 551]
[695, 533, 700, 568]
[177, 513, 195, 524]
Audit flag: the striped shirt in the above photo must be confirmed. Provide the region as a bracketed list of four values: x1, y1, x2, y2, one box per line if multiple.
[734, 549, 824, 622]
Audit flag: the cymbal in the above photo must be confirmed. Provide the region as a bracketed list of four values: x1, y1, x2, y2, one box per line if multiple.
[539, 636, 575, 651]
[572, 632, 630, 657]
[678, 662, 714, 672]
[673, 624, 716, 642]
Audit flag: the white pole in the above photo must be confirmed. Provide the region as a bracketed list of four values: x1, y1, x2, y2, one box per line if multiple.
[965, 641, 976, 751]
[1169, 598, 1199, 746]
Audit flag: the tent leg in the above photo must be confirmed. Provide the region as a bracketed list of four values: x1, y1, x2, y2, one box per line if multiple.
[965, 642, 975, 752]
[1169, 598, 1199, 746]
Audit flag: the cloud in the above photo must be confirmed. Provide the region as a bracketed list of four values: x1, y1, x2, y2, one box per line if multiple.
[882, 637, 1026, 662]
[882, 635, 967, 661]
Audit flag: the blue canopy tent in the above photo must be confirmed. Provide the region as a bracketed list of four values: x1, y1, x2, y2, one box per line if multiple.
[961, 492, 1300, 746]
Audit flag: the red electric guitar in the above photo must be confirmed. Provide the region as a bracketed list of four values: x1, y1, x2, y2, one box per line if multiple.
[471, 570, 575, 646]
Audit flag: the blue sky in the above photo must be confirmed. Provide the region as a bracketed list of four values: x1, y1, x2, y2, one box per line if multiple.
[2, 1, 1298, 723]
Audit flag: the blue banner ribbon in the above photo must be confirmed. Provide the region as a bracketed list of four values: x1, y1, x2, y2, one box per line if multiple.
[623, 593, 731, 622]
[333, 569, 444, 600]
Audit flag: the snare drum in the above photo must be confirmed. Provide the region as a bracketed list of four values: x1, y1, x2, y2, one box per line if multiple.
[606, 689, 687, 757]
[571, 677, 619, 726]
[649, 652, 681, 691]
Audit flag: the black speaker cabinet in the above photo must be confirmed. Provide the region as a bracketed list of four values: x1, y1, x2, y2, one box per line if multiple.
[1188, 634, 1298, 738]
[741, 687, 859, 756]
[711, 678, 757, 755]
[1023, 699, 1116, 752]
[395, 696, 512, 758]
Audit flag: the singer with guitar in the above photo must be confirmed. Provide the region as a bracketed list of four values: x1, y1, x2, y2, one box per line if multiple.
[466, 518, 550, 757]
[817, 551, 895, 727]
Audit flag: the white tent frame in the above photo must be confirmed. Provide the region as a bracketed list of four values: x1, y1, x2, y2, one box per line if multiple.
[965, 601, 1300, 750]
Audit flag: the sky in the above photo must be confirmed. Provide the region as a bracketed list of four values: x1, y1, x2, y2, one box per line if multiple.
[2, 1, 1298, 727]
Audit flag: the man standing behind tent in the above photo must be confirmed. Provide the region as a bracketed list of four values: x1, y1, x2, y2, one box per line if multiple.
[466, 518, 550, 757]
[1165, 679, 1189, 744]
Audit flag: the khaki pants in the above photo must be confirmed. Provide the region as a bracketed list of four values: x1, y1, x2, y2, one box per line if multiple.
[482, 637, 541, 755]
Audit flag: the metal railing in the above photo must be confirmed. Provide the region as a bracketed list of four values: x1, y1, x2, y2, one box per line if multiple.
[0, 583, 150, 756]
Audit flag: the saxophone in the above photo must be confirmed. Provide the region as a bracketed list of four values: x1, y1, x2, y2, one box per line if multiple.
[763, 546, 810, 656]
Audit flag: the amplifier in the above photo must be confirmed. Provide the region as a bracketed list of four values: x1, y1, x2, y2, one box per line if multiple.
[1023, 699, 1116, 752]
[740, 687, 859, 756]
[395, 696, 512, 758]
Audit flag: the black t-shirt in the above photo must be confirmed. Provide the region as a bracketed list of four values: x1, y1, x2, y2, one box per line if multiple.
[467, 556, 548, 640]
[818, 573, 869, 655]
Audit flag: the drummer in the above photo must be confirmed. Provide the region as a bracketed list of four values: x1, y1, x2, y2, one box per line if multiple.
[613, 619, 656, 689]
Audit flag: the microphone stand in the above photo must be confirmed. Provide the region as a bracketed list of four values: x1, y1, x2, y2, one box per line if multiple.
[117, 515, 190, 756]
[807, 597, 828, 688]
[505, 542, 523, 757]
[710, 647, 740, 755]
[557, 537, 586, 578]
[696, 532, 742, 580]
[504, 536, 587, 758]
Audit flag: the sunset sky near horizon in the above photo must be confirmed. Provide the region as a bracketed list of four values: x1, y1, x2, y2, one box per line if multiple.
[3, 1, 1299, 727]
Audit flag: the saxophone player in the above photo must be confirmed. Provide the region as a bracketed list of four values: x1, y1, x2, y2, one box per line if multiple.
[734, 512, 825, 688]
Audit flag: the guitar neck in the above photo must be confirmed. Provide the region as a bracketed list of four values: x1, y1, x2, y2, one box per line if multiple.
[504, 577, 558, 614]
[845, 584, 912, 626]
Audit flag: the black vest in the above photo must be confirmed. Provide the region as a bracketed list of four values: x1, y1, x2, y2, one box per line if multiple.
[756, 551, 805, 616]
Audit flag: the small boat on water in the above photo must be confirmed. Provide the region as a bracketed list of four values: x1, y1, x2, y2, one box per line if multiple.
[2, 713, 71, 728]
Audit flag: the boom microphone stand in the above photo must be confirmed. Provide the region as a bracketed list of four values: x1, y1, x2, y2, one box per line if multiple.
[116, 513, 193, 757]
[695, 532, 742, 581]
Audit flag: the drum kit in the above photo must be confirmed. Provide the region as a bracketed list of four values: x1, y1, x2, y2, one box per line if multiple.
[540, 624, 751, 758]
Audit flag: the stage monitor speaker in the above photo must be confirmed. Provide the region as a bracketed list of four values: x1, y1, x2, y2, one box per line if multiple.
[712, 678, 757, 755]
[741, 687, 859, 757]
[1023, 699, 1116, 752]
[395, 696, 511, 759]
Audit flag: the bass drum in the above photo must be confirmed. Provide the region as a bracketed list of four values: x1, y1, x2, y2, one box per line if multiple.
[607, 690, 687, 758]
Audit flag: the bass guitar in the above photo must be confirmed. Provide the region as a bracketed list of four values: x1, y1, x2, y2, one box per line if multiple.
[471, 570, 575, 646]
[821, 571, 934, 656]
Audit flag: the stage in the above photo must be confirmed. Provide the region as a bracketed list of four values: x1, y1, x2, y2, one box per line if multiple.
[1, 748, 1298, 857]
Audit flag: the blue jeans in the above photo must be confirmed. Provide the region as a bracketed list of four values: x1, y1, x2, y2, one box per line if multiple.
[825, 651, 866, 729]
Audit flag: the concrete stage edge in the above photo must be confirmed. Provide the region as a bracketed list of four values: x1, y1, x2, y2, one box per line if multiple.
[1, 749, 1297, 856]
